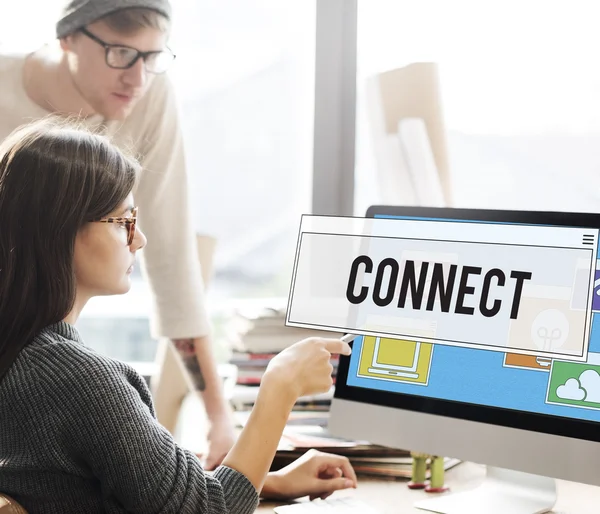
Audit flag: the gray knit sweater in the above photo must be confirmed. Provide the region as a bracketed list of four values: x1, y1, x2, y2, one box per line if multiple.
[0, 322, 259, 513]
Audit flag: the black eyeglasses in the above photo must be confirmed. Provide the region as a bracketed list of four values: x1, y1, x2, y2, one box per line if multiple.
[80, 28, 176, 74]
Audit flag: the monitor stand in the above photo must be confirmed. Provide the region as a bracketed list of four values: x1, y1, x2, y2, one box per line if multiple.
[413, 466, 557, 514]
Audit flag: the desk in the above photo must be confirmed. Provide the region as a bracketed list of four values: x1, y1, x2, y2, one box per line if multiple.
[257, 462, 600, 513]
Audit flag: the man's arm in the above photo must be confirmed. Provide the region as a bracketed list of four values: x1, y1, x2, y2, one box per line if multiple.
[173, 336, 236, 470]
[172, 338, 206, 392]
[173, 335, 232, 420]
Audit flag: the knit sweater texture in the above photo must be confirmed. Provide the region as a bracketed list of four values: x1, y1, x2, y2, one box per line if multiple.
[0, 322, 259, 513]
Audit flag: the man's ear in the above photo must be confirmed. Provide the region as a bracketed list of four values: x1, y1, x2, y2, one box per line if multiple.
[59, 35, 75, 52]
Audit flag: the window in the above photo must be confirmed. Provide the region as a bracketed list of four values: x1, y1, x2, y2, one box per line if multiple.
[0, 3, 59, 50]
[355, 0, 600, 215]
[169, 0, 315, 302]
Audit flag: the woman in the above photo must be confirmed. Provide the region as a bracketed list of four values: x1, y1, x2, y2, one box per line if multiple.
[0, 118, 356, 513]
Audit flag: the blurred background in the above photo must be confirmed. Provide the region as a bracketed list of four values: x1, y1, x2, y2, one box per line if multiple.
[4, 0, 600, 365]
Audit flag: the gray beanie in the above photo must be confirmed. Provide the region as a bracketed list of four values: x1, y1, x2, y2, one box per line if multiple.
[56, 0, 172, 38]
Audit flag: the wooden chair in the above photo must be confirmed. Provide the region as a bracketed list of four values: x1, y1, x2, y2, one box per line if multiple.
[0, 494, 27, 514]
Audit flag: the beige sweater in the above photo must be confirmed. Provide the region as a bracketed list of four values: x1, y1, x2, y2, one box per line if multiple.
[0, 51, 210, 340]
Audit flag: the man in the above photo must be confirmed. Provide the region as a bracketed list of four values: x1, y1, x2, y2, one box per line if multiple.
[0, 0, 235, 469]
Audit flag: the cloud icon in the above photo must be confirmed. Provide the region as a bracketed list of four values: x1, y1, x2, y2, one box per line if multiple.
[555, 369, 600, 404]
[556, 378, 585, 401]
[579, 369, 600, 403]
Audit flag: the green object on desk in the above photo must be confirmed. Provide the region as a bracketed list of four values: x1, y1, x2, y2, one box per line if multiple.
[429, 456, 444, 488]
[425, 455, 449, 493]
[412, 455, 427, 483]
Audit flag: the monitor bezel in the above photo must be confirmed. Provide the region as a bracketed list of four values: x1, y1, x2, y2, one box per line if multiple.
[333, 205, 600, 444]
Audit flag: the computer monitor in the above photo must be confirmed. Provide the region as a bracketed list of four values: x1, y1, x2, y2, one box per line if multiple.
[328, 205, 600, 514]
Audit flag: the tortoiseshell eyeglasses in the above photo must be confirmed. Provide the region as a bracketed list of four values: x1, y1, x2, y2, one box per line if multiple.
[95, 206, 138, 246]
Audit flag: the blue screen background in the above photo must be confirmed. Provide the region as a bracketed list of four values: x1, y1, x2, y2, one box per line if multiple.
[345, 215, 600, 424]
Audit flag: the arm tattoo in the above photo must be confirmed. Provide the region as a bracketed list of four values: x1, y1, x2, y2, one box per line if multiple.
[173, 338, 206, 391]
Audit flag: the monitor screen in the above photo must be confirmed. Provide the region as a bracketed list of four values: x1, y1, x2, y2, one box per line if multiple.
[333, 206, 600, 444]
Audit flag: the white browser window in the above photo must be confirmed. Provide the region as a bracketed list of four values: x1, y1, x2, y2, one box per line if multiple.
[287, 215, 598, 360]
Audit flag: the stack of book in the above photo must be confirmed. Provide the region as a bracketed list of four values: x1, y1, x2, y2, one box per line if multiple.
[225, 301, 342, 355]
[225, 300, 341, 410]
[230, 383, 336, 412]
[230, 351, 339, 387]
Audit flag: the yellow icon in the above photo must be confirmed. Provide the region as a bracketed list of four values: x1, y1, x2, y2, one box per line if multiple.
[357, 336, 434, 386]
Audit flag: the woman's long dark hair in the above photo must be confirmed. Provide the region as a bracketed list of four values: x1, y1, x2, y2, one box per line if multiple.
[0, 117, 139, 380]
